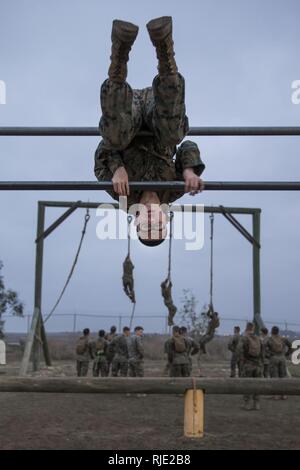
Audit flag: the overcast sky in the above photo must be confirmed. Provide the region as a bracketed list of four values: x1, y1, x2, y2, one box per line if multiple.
[1, 0, 300, 334]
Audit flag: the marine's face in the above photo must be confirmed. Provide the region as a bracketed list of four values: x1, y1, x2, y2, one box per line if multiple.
[135, 203, 167, 241]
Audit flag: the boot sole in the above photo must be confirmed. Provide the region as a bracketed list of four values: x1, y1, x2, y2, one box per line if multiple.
[112, 19, 139, 43]
[146, 16, 172, 41]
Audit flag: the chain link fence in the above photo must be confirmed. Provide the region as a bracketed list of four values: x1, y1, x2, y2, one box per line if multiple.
[2, 313, 300, 336]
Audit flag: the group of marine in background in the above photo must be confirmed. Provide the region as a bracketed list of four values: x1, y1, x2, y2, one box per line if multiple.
[75, 325, 144, 378]
[75, 315, 293, 411]
[228, 322, 293, 410]
[75, 310, 220, 379]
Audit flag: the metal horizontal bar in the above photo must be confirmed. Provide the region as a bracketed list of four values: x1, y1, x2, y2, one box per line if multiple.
[0, 377, 299, 395]
[1, 126, 300, 136]
[40, 201, 261, 214]
[1, 181, 300, 191]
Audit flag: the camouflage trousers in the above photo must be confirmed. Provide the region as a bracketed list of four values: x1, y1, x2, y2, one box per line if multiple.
[112, 358, 128, 377]
[128, 359, 144, 377]
[241, 362, 262, 403]
[170, 363, 190, 377]
[99, 74, 188, 151]
[76, 360, 89, 377]
[106, 358, 114, 376]
[93, 356, 109, 377]
[269, 356, 287, 378]
[230, 353, 242, 378]
[95, 74, 190, 206]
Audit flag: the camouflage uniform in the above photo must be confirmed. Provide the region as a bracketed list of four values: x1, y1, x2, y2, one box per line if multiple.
[199, 311, 220, 354]
[161, 279, 177, 326]
[92, 337, 109, 377]
[197, 311, 220, 370]
[94, 74, 205, 207]
[184, 336, 200, 376]
[163, 337, 171, 375]
[228, 333, 241, 377]
[237, 334, 263, 407]
[76, 336, 94, 377]
[111, 334, 130, 377]
[122, 255, 135, 303]
[128, 334, 144, 377]
[105, 332, 117, 375]
[260, 335, 270, 378]
[165, 336, 190, 377]
[266, 335, 292, 378]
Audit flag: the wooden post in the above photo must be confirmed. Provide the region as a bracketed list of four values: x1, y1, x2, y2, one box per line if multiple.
[184, 389, 204, 438]
[252, 212, 264, 333]
[19, 202, 51, 375]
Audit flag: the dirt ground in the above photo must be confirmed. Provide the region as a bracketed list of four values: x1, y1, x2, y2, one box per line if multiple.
[1, 359, 300, 450]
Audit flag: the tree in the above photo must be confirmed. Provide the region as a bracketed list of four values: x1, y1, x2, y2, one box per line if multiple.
[178, 289, 210, 336]
[0, 261, 23, 338]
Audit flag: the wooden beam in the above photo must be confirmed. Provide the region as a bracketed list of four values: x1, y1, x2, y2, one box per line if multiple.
[184, 389, 204, 438]
[0, 377, 300, 395]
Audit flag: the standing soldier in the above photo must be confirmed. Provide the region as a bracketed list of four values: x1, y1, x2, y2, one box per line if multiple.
[266, 326, 292, 400]
[237, 322, 263, 411]
[165, 326, 190, 377]
[260, 327, 270, 378]
[179, 326, 200, 376]
[75, 328, 94, 377]
[228, 326, 241, 378]
[128, 326, 144, 377]
[111, 326, 130, 377]
[94, 16, 205, 246]
[105, 325, 118, 375]
[93, 330, 109, 377]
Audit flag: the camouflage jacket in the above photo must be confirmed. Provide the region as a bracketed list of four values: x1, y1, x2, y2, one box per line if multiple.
[112, 334, 130, 362]
[228, 334, 240, 354]
[76, 336, 94, 362]
[94, 138, 205, 207]
[93, 337, 109, 362]
[128, 335, 144, 361]
[185, 336, 200, 356]
[265, 335, 292, 358]
[164, 336, 190, 365]
[236, 334, 263, 366]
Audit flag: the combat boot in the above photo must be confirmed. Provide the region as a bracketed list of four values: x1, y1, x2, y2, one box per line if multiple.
[146, 16, 178, 76]
[108, 19, 139, 83]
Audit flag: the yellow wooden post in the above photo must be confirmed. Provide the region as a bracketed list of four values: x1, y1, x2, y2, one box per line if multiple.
[184, 389, 204, 438]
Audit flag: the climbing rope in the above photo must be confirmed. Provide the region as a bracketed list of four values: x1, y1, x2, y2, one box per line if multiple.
[127, 214, 132, 258]
[161, 211, 177, 326]
[44, 209, 90, 324]
[209, 212, 214, 312]
[129, 302, 136, 330]
[122, 215, 136, 329]
[167, 211, 174, 282]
